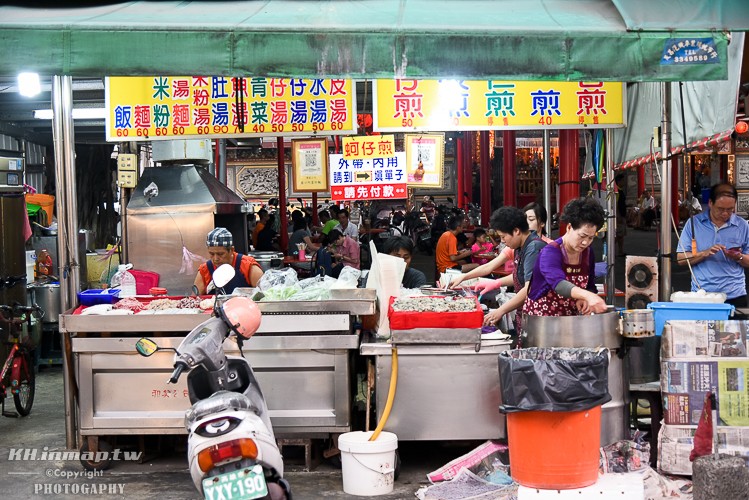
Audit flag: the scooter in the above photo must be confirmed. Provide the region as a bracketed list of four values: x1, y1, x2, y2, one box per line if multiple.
[135, 264, 291, 500]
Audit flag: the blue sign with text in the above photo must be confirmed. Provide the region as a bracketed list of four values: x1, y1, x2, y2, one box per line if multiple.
[662, 38, 719, 65]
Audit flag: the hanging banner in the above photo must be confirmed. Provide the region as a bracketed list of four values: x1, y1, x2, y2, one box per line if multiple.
[291, 138, 329, 192]
[105, 76, 356, 141]
[403, 133, 445, 187]
[373, 79, 625, 132]
[329, 152, 407, 201]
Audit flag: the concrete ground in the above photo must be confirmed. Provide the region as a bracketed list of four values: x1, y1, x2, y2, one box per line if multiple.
[0, 226, 702, 500]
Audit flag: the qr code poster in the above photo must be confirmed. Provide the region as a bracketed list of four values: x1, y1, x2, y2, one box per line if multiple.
[404, 133, 445, 188]
[291, 138, 329, 192]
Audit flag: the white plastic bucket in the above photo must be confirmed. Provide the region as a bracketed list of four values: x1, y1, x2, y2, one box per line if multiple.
[26, 251, 36, 284]
[338, 431, 398, 496]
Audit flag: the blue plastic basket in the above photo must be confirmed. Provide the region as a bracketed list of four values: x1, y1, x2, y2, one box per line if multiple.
[647, 302, 734, 336]
[78, 288, 120, 307]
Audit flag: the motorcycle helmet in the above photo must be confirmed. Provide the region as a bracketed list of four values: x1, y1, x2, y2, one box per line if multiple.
[219, 296, 262, 339]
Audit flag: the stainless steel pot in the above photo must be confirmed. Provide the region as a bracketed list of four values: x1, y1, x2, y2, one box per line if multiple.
[522, 310, 627, 447]
[246, 251, 283, 272]
[30, 283, 61, 323]
[79, 229, 95, 252]
[621, 309, 655, 338]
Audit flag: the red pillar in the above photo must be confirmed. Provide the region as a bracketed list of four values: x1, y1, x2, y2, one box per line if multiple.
[277, 137, 289, 254]
[312, 192, 319, 225]
[456, 137, 464, 209]
[558, 130, 580, 236]
[502, 131, 517, 207]
[671, 157, 679, 225]
[638, 165, 646, 196]
[479, 131, 492, 224]
[463, 132, 473, 206]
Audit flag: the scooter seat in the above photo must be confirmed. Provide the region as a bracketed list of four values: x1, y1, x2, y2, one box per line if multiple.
[185, 391, 258, 427]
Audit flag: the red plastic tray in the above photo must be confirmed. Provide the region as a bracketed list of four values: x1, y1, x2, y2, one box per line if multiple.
[388, 296, 483, 330]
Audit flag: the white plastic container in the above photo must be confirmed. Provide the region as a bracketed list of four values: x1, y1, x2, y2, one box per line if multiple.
[338, 431, 398, 496]
[25, 250, 36, 284]
[670, 290, 726, 303]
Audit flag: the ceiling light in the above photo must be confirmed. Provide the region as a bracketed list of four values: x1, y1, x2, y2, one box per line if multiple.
[33, 108, 107, 120]
[18, 72, 41, 97]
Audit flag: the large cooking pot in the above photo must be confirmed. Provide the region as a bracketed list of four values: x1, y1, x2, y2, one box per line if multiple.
[521, 309, 627, 447]
[30, 283, 61, 323]
[246, 251, 283, 272]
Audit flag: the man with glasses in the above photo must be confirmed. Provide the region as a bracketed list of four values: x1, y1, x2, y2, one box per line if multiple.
[677, 183, 749, 307]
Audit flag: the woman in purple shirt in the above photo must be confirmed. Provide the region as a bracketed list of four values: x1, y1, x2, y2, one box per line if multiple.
[524, 198, 608, 317]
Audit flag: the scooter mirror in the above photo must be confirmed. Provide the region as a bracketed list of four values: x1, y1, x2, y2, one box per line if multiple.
[135, 337, 159, 357]
[212, 263, 236, 289]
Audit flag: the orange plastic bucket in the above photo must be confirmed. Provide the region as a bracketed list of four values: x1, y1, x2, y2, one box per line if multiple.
[26, 193, 55, 225]
[507, 406, 601, 489]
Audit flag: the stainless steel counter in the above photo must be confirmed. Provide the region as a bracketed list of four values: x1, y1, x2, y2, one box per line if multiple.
[60, 291, 375, 448]
[360, 339, 512, 441]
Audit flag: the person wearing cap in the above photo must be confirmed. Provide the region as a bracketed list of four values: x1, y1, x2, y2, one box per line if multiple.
[194, 227, 264, 294]
[677, 183, 749, 307]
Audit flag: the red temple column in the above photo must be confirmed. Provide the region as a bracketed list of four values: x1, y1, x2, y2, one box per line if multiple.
[638, 165, 646, 196]
[456, 136, 464, 209]
[277, 137, 288, 253]
[480, 131, 492, 224]
[671, 157, 679, 225]
[558, 129, 580, 236]
[502, 131, 517, 207]
[463, 132, 473, 206]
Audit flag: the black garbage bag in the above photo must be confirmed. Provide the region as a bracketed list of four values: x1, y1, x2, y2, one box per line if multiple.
[498, 347, 611, 413]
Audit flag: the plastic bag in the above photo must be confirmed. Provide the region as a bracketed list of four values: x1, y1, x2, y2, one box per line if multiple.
[290, 276, 337, 301]
[498, 347, 611, 413]
[330, 266, 361, 289]
[257, 267, 298, 291]
[257, 285, 301, 301]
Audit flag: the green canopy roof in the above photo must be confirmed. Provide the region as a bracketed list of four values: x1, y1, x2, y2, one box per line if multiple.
[0, 0, 743, 81]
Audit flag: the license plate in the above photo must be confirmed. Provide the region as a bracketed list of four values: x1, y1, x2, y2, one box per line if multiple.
[202, 465, 268, 500]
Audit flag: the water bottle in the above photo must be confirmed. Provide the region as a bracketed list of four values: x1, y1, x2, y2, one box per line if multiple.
[118, 264, 137, 297]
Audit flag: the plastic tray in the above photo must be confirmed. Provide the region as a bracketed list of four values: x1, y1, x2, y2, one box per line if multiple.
[77, 288, 120, 306]
[388, 296, 483, 330]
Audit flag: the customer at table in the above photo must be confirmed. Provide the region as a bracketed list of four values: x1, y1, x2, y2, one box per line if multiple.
[478, 207, 547, 330]
[194, 227, 263, 294]
[334, 208, 360, 241]
[384, 236, 427, 289]
[256, 214, 280, 251]
[522, 197, 607, 318]
[252, 208, 269, 248]
[436, 215, 479, 276]
[288, 211, 320, 256]
[329, 229, 360, 276]
[677, 183, 749, 307]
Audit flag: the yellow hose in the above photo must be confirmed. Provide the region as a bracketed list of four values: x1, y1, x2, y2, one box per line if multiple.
[369, 346, 398, 441]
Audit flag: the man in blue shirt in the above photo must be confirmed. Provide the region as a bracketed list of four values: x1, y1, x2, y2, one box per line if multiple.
[677, 183, 749, 307]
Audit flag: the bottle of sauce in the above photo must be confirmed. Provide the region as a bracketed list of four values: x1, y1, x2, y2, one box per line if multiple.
[36, 249, 53, 278]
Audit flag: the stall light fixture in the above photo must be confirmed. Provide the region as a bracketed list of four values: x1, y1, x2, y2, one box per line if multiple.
[18, 72, 41, 97]
[33, 108, 107, 120]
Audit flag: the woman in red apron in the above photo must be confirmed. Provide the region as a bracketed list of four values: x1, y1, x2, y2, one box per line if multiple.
[523, 198, 608, 319]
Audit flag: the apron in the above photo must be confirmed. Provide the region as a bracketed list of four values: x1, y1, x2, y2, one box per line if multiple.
[207, 253, 251, 294]
[523, 241, 590, 317]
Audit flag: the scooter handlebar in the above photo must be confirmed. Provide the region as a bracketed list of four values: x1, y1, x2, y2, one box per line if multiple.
[169, 362, 188, 384]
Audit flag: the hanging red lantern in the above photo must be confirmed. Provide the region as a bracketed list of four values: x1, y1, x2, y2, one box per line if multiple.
[736, 121, 749, 135]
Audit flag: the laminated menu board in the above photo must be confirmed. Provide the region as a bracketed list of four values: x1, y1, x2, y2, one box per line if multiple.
[662, 320, 749, 359]
[661, 360, 749, 426]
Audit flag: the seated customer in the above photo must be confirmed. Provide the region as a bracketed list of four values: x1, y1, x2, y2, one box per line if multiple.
[435, 215, 478, 277]
[384, 236, 427, 289]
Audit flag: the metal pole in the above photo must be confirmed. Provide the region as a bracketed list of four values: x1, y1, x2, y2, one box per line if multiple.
[51, 75, 78, 450]
[277, 137, 289, 253]
[218, 139, 227, 185]
[502, 131, 516, 207]
[479, 131, 491, 224]
[605, 130, 615, 305]
[660, 82, 673, 301]
[542, 130, 552, 217]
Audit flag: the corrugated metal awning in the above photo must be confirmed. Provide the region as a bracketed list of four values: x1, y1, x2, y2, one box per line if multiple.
[0, 0, 740, 81]
[616, 128, 735, 170]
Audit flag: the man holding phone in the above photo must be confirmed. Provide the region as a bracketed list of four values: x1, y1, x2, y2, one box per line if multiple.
[677, 183, 749, 307]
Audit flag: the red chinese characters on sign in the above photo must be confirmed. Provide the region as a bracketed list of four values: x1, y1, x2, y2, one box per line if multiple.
[393, 79, 424, 120]
[576, 82, 607, 116]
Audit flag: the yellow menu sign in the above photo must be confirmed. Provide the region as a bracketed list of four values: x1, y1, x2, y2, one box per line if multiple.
[373, 79, 625, 132]
[342, 135, 396, 160]
[106, 77, 356, 141]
